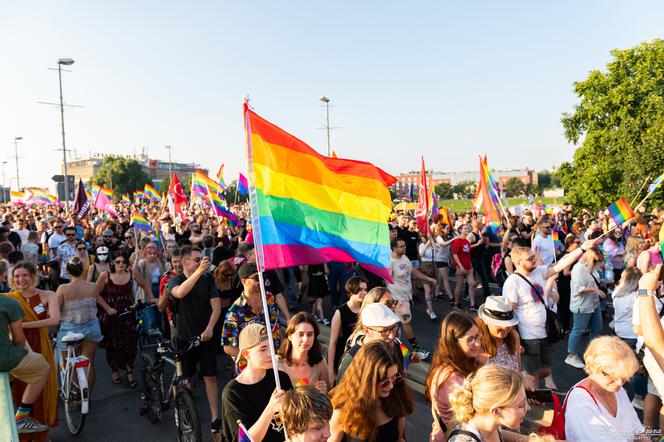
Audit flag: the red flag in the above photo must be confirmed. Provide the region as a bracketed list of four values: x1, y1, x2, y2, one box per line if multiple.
[94, 191, 118, 217]
[415, 156, 431, 235]
[168, 173, 188, 219]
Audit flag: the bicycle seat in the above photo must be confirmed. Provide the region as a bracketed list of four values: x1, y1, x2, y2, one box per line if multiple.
[61, 332, 85, 343]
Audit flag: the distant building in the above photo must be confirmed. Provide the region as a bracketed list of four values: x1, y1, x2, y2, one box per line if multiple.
[64, 151, 206, 187]
[393, 167, 538, 196]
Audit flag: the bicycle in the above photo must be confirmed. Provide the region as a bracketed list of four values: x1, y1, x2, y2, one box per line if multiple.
[54, 332, 90, 435]
[128, 302, 203, 442]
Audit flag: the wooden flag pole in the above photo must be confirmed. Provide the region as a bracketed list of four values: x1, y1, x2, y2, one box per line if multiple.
[630, 176, 651, 208]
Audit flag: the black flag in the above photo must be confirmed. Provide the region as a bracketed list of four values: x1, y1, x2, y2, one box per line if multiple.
[72, 179, 90, 219]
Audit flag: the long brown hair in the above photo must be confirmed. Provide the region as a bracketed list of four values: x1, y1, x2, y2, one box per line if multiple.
[277, 312, 324, 366]
[475, 317, 518, 358]
[426, 311, 479, 403]
[330, 341, 413, 441]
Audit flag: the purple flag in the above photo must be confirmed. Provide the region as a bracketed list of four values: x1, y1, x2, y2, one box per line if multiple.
[72, 179, 90, 219]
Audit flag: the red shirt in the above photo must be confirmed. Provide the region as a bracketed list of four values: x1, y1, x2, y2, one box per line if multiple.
[451, 237, 472, 270]
[159, 270, 178, 323]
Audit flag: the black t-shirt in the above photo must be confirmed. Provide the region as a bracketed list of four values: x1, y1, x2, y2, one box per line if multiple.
[166, 272, 219, 339]
[212, 244, 234, 266]
[397, 228, 419, 261]
[517, 222, 534, 246]
[221, 370, 293, 442]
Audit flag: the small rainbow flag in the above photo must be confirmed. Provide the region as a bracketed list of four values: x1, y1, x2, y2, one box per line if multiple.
[10, 191, 25, 205]
[130, 213, 153, 232]
[551, 227, 561, 246]
[649, 173, 664, 194]
[206, 182, 239, 225]
[91, 184, 113, 198]
[293, 377, 310, 388]
[144, 184, 160, 200]
[216, 162, 227, 190]
[399, 339, 411, 373]
[607, 197, 635, 227]
[133, 190, 145, 199]
[122, 194, 131, 204]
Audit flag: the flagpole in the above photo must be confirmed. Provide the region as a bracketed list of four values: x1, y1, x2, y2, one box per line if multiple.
[630, 176, 651, 207]
[243, 103, 284, 395]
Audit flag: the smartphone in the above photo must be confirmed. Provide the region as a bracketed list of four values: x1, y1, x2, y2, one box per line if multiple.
[526, 389, 554, 403]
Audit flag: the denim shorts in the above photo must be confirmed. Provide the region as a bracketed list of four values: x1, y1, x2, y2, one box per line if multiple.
[58, 319, 103, 350]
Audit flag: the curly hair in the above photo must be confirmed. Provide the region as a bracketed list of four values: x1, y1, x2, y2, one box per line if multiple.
[277, 312, 324, 366]
[330, 341, 413, 441]
[426, 311, 479, 403]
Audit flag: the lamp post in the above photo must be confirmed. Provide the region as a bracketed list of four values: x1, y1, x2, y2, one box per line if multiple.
[165, 145, 173, 177]
[13, 137, 22, 189]
[58, 58, 74, 212]
[319, 96, 331, 157]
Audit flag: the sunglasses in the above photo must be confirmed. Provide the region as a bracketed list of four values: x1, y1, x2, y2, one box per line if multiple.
[378, 373, 403, 389]
[66, 233, 76, 237]
[77, 247, 87, 251]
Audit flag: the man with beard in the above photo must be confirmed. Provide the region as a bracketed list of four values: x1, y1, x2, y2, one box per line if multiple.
[503, 240, 594, 387]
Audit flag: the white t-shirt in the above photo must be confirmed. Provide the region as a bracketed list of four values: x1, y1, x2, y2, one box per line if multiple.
[48, 232, 67, 257]
[503, 266, 549, 340]
[434, 236, 450, 263]
[632, 297, 664, 395]
[565, 385, 641, 442]
[612, 291, 637, 340]
[11, 228, 30, 245]
[418, 243, 434, 262]
[387, 255, 413, 302]
[532, 233, 555, 266]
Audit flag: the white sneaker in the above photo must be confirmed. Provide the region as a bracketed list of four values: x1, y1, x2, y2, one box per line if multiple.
[544, 375, 558, 391]
[16, 417, 49, 434]
[426, 309, 437, 320]
[565, 354, 586, 369]
[631, 396, 644, 410]
[414, 349, 430, 360]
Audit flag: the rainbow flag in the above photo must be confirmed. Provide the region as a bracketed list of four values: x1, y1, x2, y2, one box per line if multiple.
[486, 221, 503, 236]
[244, 104, 395, 281]
[399, 340, 411, 373]
[130, 213, 153, 232]
[216, 162, 227, 190]
[649, 173, 664, 194]
[238, 421, 254, 442]
[293, 377, 310, 388]
[122, 194, 131, 205]
[607, 197, 635, 226]
[144, 184, 160, 200]
[551, 227, 561, 246]
[237, 173, 249, 196]
[133, 190, 145, 199]
[206, 182, 239, 225]
[193, 169, 224, 197]
[91, 184, 113, 198]
[26, 188, 59, 205]
[10, 191, 25, 205]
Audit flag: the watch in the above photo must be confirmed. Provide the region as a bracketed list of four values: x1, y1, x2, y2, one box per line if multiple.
[638, 289, 658, 297]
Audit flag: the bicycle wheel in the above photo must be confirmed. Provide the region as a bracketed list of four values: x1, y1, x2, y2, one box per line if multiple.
[63, 363, 87, 434]
[141, 361, 163, 423]
[174, 391, 201, 442]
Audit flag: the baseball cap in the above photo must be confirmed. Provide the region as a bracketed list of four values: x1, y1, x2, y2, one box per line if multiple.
[96, 246, 109, 255]
[238, 262, 259, 280]
[102, 229, 114, 237]
[360, 303, 401, 328]
[238, 323, 269, 368]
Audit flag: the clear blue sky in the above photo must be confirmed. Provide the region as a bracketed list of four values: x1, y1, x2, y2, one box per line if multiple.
[2, 1, 663, 191]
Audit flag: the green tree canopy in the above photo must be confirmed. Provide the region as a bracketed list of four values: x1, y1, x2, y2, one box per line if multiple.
[537, 170, 561, 189]
[434, 182, 454, 199]
[559, 39, 664, 210]
[504, 177, 525, 197]
[452, 180, 476, 199]
[90, 157, 152, 200]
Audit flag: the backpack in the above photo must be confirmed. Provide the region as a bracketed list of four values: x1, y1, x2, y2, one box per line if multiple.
[538, 385, 599, 440]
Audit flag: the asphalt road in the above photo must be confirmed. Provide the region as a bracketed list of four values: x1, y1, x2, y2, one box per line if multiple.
[47, 283, 601, 442]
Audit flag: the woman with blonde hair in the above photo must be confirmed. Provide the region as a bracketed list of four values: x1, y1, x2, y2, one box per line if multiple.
[565, 247, 606, 369]
[624, 235, 644, 268]
[329, 340, 413, 442]
[564, 336, 641, 441]
[447, 364, 528, 441]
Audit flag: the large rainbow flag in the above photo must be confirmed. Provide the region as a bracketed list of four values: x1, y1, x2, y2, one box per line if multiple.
[25, 188, 58, 205]
[607, 197, 635, 226]
[244, 104, 395, 281]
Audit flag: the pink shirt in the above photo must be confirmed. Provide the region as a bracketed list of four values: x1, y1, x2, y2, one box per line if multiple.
[429, 366, 464, 441]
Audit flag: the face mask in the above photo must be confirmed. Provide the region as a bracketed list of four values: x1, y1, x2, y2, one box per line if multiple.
[98, 255, 108, 262]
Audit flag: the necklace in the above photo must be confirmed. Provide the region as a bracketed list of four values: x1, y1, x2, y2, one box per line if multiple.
[291, 356, 308, 368]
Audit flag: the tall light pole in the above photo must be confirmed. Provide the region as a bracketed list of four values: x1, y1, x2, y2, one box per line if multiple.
[13, 137, 22, 189]
[165, 145, 173, 177]
[319, 96, 331, 156]
[58, 58, 74, 212]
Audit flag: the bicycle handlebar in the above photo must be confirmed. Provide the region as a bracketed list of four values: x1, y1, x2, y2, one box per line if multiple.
[117, 300, 155, 318]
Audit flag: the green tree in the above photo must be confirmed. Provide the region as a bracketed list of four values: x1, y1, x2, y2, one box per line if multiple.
[537, 170, 561, 189]
[560, 39, 664, 209]
[504, 177, 525, 197]
[452, 180, 476, 199]
[90, 157, 152, 201]
[524, 183, 540, 197]
[225, 183, 248, 204]
[434, 182, 454, 199]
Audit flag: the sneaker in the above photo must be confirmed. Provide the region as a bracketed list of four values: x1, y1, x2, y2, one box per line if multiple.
[426, 309, 437, 320]
[631, 396, 644, 410]
[544, 375, 558, 391]
[565, 354, 586, 369]
[16, 417, 49, 434]
[312, 314, 320, 323]
[413, 349, 430, 360]
[321, 319, 331, 326]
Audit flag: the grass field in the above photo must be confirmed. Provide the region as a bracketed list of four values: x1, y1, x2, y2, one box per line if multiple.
[439, 197, 563, 212]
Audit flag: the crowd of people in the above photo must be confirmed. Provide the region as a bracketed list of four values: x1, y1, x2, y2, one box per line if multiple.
[1, 197, 664, 441]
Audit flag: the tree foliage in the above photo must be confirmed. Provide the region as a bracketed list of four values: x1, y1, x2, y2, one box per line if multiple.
[434, 182, 454, 199]
[90, 157, 152, 200]
[537, 170, 561, 189]
[559, 39, 664, 210]
[504, 177, 525, 197]
[452, 180, 476, 199]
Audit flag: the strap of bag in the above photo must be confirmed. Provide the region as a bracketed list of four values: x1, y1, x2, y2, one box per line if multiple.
[514, 272, 549, 310]
[561, 384, 599, 414]
[449, 429, 481, 442]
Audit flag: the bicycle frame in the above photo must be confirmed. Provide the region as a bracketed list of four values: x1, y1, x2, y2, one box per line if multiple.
[58, 342, 90, 414]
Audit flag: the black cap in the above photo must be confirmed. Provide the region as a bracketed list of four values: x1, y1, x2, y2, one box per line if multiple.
[238, 262, 259, 280]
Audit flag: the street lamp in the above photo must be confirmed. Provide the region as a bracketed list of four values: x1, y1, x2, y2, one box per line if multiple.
[13, 137, 22, 189]
[58, 58, 74, 211]
[319, 96, 331, 157]
[165, 145, 173, 177]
